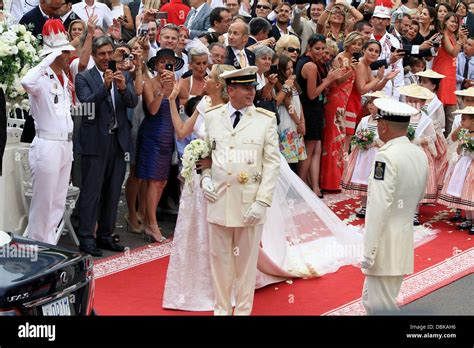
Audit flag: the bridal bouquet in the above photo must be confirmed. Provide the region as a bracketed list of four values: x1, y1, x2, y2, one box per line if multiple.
[458, 128, 474, 153]
[181, 139, 212, 190]
[406, 125, 415, 141]
[351, 128, 375, 149]
[0, 22, 40, 112]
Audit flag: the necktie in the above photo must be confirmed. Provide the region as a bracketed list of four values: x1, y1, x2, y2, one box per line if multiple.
[238, 51, 246, 68]
[233, 111, 241, 128]
[463, 56, 471, 89]
[188, 8, 197, 26]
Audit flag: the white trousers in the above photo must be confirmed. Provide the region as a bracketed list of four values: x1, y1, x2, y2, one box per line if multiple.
[28, 138, 73, 245]
[362, 274, 404, 315]
[208, 223, 263, 316]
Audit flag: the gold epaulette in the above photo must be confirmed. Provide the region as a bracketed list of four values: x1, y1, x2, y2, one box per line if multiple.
[205, 104, 224, 113]
[255, 107, 275, 117]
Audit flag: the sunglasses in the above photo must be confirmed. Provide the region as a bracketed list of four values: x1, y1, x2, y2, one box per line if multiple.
[286, 47, 301, 54]
[256, 4, 271, 9]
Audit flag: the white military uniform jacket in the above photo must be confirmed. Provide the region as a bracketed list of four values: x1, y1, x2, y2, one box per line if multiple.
[203, 104, 280, 228]
[363, 136, 428, 276]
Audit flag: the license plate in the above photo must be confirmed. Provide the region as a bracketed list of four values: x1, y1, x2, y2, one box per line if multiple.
[42, 297, 71, 316]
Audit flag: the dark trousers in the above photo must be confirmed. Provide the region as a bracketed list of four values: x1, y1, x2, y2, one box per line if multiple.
[78, 133, 126, 247]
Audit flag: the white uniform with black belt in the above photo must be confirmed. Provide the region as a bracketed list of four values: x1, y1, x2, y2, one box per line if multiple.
[21, 51, 74, 245]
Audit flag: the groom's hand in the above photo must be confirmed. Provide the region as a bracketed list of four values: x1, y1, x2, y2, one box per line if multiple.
[201, 176, 217, 203]
[243, 201, 267, 224]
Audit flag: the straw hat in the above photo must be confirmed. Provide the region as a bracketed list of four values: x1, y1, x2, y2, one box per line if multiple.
[415, 69, 446, 79]
[454, 87, 474, 97]
[363, 91, 389, 98]
[453, 106, 474, 114]
[397, 84, 435, 100]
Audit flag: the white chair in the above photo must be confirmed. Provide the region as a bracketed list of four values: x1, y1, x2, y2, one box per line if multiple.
[15, 147, 80, 246]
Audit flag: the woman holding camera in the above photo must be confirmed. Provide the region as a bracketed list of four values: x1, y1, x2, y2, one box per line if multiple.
[320, 32, 363, 191]
[433, 12, 468, 134]
[316, 0, 362, 44]
[136, 49, 184, 243]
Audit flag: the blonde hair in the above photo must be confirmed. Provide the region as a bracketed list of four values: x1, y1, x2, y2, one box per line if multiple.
[325, 38, 339, 56]
[211, 64, 236, 101]
[275, 34, 300, 55]
[343, 31, 364, 50]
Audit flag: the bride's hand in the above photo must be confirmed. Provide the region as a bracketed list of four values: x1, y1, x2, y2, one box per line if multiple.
[196, 157, 212, 170]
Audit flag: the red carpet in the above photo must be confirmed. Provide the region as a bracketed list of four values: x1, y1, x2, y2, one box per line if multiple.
[93, 196, 474, 315]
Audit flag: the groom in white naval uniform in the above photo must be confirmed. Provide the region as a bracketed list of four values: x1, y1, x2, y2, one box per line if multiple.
[200, 66, 280, 315]
[361, 98, 428, 314]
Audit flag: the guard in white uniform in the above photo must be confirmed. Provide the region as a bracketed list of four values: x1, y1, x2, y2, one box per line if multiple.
[361, 98, 428, 315]
[21, 19, 75, 245]
[201, 67, 280, 315]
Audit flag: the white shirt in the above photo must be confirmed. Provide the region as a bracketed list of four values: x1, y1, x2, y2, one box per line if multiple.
[72, 0, 114, 29]
[231, 47, 248, 67]
[228, 103, 248, 124]
[256, 73, 266, 91]
[20, 52, 74, 136]
[95, 66, 116, 111]
[371, 31, 404, 100]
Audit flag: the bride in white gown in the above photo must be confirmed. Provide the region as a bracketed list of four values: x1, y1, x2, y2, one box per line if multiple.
[162, 64, 438, 311]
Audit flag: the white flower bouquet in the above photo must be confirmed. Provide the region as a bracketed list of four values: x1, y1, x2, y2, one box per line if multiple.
[0, 22, 40, 113]
[181, 139, 212, 190]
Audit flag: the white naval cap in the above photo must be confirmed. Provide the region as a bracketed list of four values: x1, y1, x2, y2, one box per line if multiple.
[373, 98, 419, 122]
[220, 66, 259, 86]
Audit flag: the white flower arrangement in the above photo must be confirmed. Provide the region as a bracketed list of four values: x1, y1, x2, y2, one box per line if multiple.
[181, 139, 212, 191]
[0, 21, 40, 113]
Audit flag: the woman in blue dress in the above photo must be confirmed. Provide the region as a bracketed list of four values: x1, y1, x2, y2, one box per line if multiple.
[136, 49, 184, 242]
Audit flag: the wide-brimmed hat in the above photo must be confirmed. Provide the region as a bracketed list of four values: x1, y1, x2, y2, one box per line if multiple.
[363, 91, 389, 99]
[397, 84, 434, 100]
[40, 19, 75, 57]
[0, 231, 11, 247]
[373, 98, 418, 122]
[454, 106, 474, 114]
[147, 48, 185, 71]
[415, 69, 446, 79]
[219, 66, 259, 86]
[373, 6, 391, 19]
[454, 87, 474, 97]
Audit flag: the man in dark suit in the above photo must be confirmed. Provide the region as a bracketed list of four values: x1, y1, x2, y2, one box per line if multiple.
[59, 0, 81, 30]
[466, 11, 474, 38]
[19, 0, 63, 38]
[246, 17, 272, 48]
[75, 36, 138, 256]
[225, 21, 255, 68]
[268, 2, 298, 42]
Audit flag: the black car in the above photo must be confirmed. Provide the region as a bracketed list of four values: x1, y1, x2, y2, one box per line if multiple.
[0, 232, 95, 316]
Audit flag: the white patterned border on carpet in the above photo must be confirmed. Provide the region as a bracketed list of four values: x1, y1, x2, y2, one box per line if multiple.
[323, 248, 474, 316]
[94, 242, 173, 279]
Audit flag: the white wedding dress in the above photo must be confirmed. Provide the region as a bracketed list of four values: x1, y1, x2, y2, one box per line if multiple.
[162, 99, 438, 311]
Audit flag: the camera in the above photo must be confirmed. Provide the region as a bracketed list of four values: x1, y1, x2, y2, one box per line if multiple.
[352, 52, 362, 60]
[370, 59, 387, 70]
[138, 23, 149, 37]
[433, 41, 440, 48]
[123, 53, 134, 61]
[269, 65, 278, 75]
[165, 63, 174, 71]
[108, 60, 117, 72]
[155, 12, 168, 19]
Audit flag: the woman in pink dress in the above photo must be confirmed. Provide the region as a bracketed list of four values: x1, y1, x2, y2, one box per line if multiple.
[320, 32, 363, 192]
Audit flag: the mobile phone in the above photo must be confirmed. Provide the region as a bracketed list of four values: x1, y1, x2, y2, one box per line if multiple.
[352, 52, 362, 60]
[155, 12, 168, 19]
[108, 60, 117, 72]
[138, 23, 149, 37]
[462, 24, 467, 31]
[432, 41, 440, 48]
[269, 64, 278, 75]
[370, 59, 387, 70]
[165, 63, 174, 71]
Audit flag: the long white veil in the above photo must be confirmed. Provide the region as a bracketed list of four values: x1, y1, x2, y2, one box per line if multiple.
[255, 155, 438, 288]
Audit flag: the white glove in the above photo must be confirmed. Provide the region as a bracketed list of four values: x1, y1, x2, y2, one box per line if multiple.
[243, 201, 267, 224]
[201, 176, 217, 203]
[360, 256, 375, 270]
